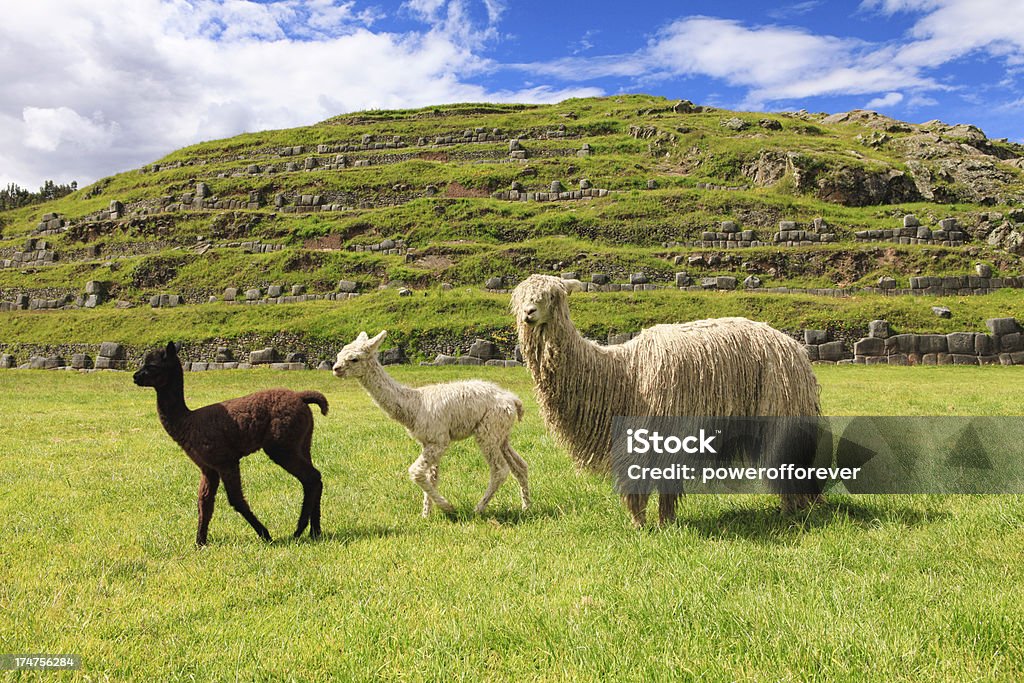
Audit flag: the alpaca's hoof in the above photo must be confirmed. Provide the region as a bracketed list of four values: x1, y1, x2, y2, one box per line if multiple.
[473, 503, 487, 515]
[781, 493, 825, 514]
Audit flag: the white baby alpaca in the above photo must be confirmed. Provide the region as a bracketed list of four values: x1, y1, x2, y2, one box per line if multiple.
[333, 331, 529, 516]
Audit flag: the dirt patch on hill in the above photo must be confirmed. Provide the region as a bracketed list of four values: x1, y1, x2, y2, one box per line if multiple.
[417, 151, 449, 162]
[445, 182, 489, 198]
[414, 254, 455, 269]
[304, 234, 345, 250]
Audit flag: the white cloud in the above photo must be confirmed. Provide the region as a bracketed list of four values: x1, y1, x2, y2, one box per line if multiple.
[23, 107, 120, 152]
[861, 0, 1024, 69]
[767, 1, 823, 20]
[513, 17, 938, 109]
[860, 0, 940, 13]
[403, 0, 503, 49]
[907, 93, 939, 108]
[0, 0, 578, 189]
[647, 17, 930, 106]
[569, 29, 599, 55]
[648, 17, 854, 88]
[865, 92, 904, 109]
[513, 4, 1024, 112]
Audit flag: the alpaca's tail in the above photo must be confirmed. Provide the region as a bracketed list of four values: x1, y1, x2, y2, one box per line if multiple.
[514, 396, 524, 422]
[299, 391, 329, 415]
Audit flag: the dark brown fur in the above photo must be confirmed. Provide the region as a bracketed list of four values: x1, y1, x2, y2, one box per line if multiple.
[134, 342, 328, 545]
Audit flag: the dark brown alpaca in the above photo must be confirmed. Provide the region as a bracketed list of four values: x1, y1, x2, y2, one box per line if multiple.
[133, 342, 328, 545]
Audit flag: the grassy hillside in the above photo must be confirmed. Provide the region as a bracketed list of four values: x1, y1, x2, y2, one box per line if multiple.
[1, 94, 1023, 353]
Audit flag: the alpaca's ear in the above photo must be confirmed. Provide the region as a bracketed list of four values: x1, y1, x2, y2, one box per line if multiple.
[166, 341, 178, 357]
[561, 278, 584, 294]
[368, 330, 388, 350]
[356, 331, 369, 342]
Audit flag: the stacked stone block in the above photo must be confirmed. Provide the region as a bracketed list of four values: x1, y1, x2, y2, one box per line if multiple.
[1, 238, 58, 269]
[428, 337, 521, 367]
[35, 212, 66, 234]
[847, 318, 1024, 365]
[803, 329, 847, 363]
[348, 238, 407, 255]
[491, 185, 610, 201]
[855, 215, 967, 246]
[95, 342, 127, 370]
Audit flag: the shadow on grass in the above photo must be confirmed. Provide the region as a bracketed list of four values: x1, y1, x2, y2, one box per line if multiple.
[676, 497, 950, 543]
[423, 502, 565, 526]
[480, 503, 564, 525]
[291, 524, 405, 546]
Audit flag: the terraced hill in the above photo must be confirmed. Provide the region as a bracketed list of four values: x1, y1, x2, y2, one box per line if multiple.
[1, 94, 1024, 364]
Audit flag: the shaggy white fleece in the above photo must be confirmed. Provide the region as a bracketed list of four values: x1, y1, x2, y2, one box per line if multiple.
[334, 331, 529, 516]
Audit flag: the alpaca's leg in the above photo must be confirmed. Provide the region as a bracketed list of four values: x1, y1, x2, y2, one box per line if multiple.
[623, 494, 649, 529]
[219, 464, 272, 541]
[502, 441, 530, 511]
[409, 445, 454, 516]
[422, 465, 439, 517]
[775, 418, 824, 513]
[301, 429, 324, 539]
[267, 444, 324, 539]
[780, 492, 824, 513]
[474, 436, 511, 514]
[196, 468, 220, 546]
[657, 493, 679, 527]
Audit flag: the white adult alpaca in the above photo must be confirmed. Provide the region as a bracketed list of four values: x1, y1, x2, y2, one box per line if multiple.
[511, 275, 821, 527]
[333, 331, 529, 516]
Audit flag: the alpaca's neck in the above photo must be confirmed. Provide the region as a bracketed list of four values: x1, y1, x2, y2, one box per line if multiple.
[155, 376, 191, 437]
[527, 312, 595, 384]
[522, 308, 623, 469]
[357, 362, 420, 428]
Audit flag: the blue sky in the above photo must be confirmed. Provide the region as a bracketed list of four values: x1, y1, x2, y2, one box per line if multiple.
[2, 0, 1022, 189]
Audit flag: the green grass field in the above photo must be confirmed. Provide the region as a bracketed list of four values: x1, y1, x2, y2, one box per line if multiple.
[2, 366, 1023, 681]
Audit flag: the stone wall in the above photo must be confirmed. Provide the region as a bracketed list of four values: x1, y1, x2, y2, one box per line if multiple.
[482, 272, 1024, 296]
[491, 182, 611, 202]
[802, 317, 1024, 366]
[4, 318, 1023, 373]
[0, 238, 59, 269]
[0, 329, 522, 373]
[667, 219, 838, 249]
[855, 215, 967, 246]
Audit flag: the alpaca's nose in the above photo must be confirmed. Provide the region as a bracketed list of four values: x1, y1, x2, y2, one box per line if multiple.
[523, 305, 538, 324]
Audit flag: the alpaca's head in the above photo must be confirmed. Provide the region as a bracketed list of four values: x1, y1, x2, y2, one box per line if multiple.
[133, 342, 182, 388]
[333, 331, 387, 378]
[510, 275, 576, 329]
